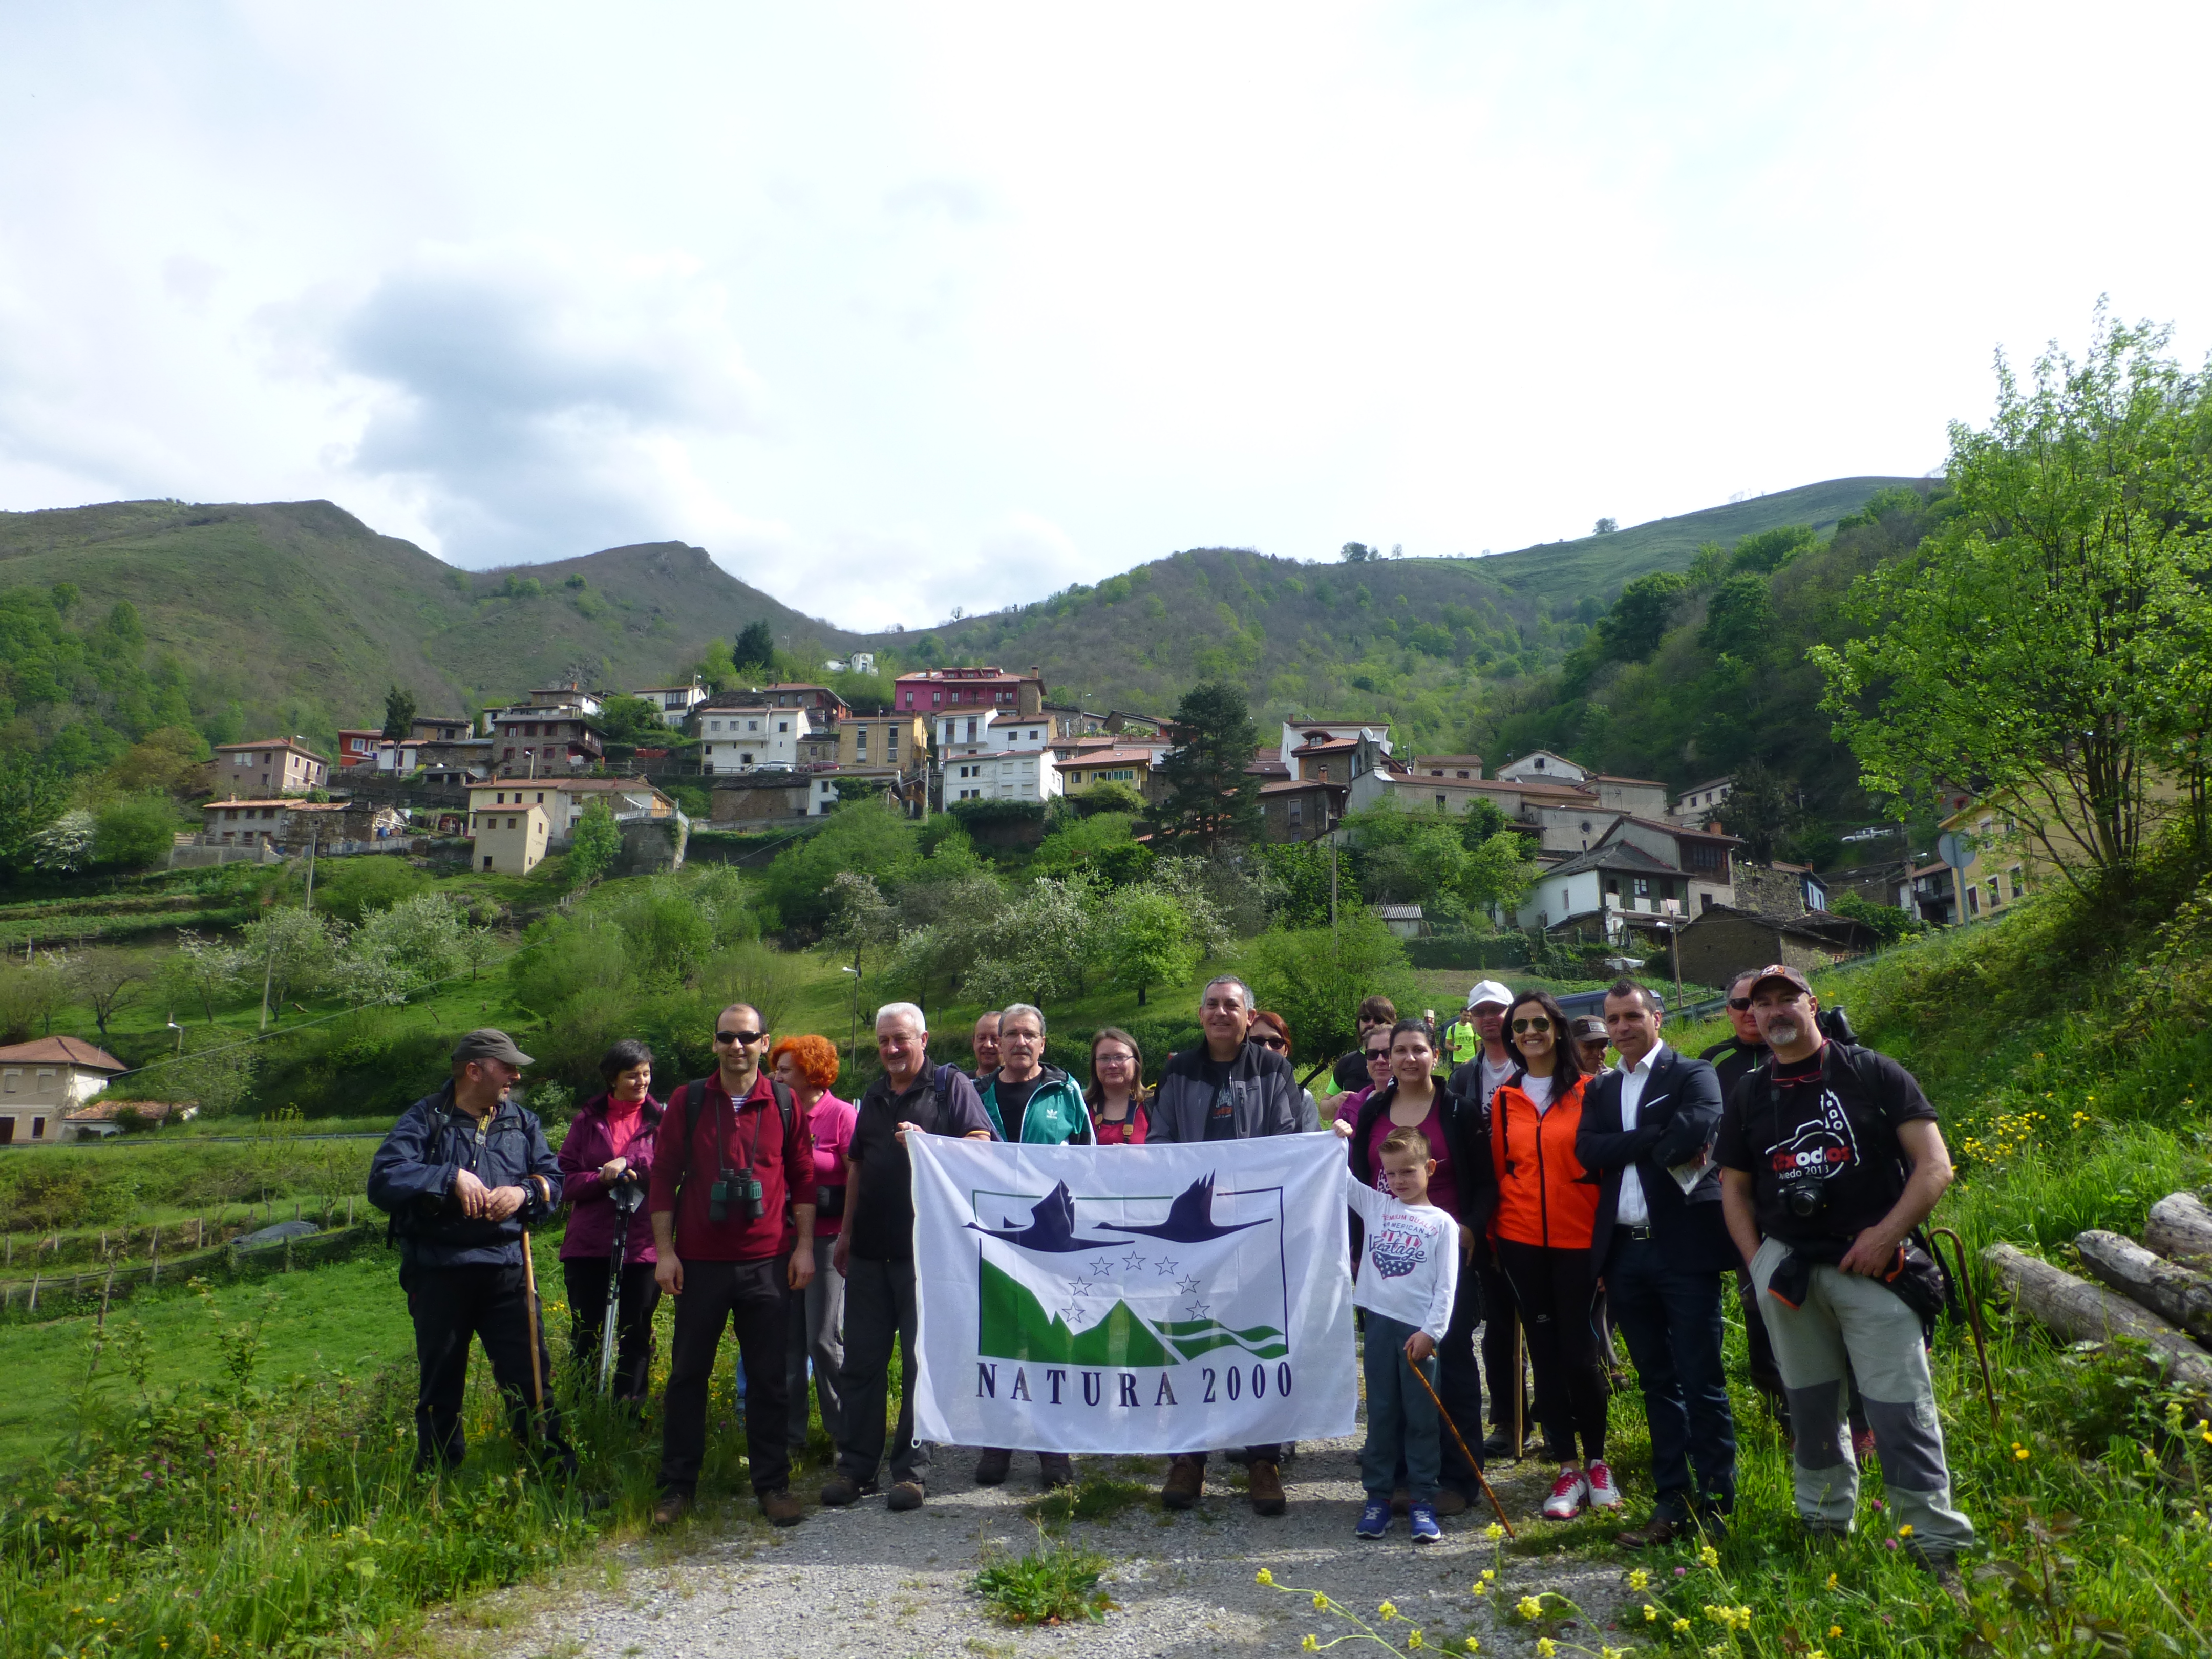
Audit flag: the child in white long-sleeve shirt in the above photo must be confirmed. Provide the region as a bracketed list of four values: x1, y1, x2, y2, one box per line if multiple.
[1342, 1125, 1462, 1542]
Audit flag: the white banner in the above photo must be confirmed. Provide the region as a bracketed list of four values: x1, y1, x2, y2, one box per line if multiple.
[908, 1132, 1355, 1453]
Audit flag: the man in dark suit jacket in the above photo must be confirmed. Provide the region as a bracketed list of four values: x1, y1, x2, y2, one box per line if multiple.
[1576, 979, 1738, 1546]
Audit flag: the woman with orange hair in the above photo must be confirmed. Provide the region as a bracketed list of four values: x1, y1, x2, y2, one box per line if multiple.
[771, 1033, 856, 1457]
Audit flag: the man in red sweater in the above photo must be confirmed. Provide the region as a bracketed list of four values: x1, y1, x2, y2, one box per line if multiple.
[650, 1002, 816, 1527]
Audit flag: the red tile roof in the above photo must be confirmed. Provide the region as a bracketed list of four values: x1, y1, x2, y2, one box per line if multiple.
[0, 1036, 126, 1071]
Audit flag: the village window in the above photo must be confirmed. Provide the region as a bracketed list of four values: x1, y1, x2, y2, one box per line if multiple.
[535, 792, 545, 803]
[506, 817, 518, 830]
[1, 1071, 13, 1094]
[1436, 794, 1447, 809]
[31, 1117, 44, 1140]
[747, 720, 760, 732]
[778, 721, 789, 733]
[740, 753, 754, 765]
[1288, 799, 1303, 827]
[484, 856, 495, 870]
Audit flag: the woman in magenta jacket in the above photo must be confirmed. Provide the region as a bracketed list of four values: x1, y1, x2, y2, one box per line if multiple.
[773, 1033, 858, 1454]
[558, 1039, 663, 1402]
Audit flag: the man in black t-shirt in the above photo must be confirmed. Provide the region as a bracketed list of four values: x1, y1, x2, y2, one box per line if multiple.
[1716, 964, 1974, 1582]
[822, 1002, 994, 1514]
[1699, 967, 1794, 1428]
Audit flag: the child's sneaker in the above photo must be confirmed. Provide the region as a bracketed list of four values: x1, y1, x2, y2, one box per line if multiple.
[1542, 1465, 1590, 1520]
[1409, 1502, 1441, 1543]
[1355, 1499, 1392, 1539]
[1586, 1460, 1622, 1511]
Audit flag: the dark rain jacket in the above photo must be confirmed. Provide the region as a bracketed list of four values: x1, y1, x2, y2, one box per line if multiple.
[368, 1083, 564, 1269]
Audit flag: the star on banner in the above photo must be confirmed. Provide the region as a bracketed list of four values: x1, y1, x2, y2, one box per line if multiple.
[1085, 1257, 1116, 1280]
[1154, 1257, 1181, 1278]
[1177, 1275, 1202, 1296]
[1120, 1249, 1147, 1272]
[1185, 1300, 1211, 1321]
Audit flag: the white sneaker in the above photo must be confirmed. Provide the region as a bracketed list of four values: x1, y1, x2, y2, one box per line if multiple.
[1585, 1460, 1622, 1511]
[1542, 1465, 1589, 1520]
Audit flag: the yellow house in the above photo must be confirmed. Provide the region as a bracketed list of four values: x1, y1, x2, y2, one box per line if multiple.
[1057, 747, 1155, 796]
[837, 713, 928, 775]
[1938, 797, 2051, 922]
[473, 803, 549, 876]
[0, 1037, 125, 1144]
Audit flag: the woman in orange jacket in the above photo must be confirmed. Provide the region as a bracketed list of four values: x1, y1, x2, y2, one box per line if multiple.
[1487, 989, 1613, 1520]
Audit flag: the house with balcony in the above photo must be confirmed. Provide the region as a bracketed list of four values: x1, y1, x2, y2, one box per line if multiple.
[696, 701, 813, 773]
[207, 738, 330, 799]
[1259, 777, 1344, 842]
[484, 700, 606, 777]
[838, 712, 928, 776]
[335, 728, 385, 768]
[895, 664, 1048, 719]
[945, 746, 1061, 804]
[631, 680, 708, 728]
[1057, 747, 1157, 799]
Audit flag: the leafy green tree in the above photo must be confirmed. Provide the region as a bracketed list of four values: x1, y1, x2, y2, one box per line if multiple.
[1239, 907, 1419, 1071]
[610, 876, 719, 982]
[760, 803, 920, 932]
[1155, 680, 1262, 851]
[67, 948, 150, 1037]
[597, 695, 672, 746]
[1815, 312, 2211, 887]
[1102, 884, 1201, 1006]
[961, 877, 1103, 1005]
[381, 684, 418, 741]
[345, 892, 467, 1002]
[0, 959, 69, 1041]
[1828, 889, 1925, 943]
[315, 856, 429, 924]
[93, 796, 180, 869]
[1729, 524, 1816, 575]
[239, 906, 338, 1014]
[568, 799, 624, 888]
[0, 757, 70, 873]
[160, 931, 247, 1022]
[1699, 573, 1777, 655]
[1596, 571, 1691, 663]
[1339, 542, 1377, 563]
[30, 809, 97, 873]
[1720, 760, 1798, 862]
[733, 620, 778, 677]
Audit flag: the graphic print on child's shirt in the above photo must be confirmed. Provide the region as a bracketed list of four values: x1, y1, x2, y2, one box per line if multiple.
[1365, 1212, 1435, 1279]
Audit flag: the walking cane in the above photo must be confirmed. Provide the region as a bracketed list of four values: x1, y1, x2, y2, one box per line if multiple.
[1509, 1314, 1526, 1462]
[1926, 1226, 2000, 1429]
[1405, 1349, 1517, 1539]
[519, 1200, 546, 1444]
[600, 1175, 645, 1397]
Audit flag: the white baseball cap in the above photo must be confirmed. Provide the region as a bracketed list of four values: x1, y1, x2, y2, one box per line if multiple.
[1465, 979, 1514, 1011]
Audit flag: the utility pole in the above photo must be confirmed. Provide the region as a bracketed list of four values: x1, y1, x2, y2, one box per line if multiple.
[303, 823, 321, 911]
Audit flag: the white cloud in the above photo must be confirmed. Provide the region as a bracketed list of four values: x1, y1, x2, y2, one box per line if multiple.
[0, 2, 2207, 630]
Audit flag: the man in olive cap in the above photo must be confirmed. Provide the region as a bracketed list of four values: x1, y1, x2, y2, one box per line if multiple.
[369, 1029, 572, 1476]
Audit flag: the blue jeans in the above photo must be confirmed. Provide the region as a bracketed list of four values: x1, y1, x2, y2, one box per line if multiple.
[1361, 1312, 1441, 1503]
[1606, 1232, 1735, 1518]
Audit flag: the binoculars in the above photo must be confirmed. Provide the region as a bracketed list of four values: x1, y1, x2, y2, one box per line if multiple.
[709, 1174, 765, 1224]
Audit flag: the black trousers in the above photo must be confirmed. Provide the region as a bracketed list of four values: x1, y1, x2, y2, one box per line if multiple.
[1436, 1257, 1487, 1491]
[838, 1253, 930, 1488]
[1609, 1235, 1736, 1517]
[658, 1256, 791, 1498]
[401, 1260, 572, 1474]
[1495, 1239, 1608, 1465]
[562, 1257, 662, 1402]
[1478, 1258, 1531, 1435]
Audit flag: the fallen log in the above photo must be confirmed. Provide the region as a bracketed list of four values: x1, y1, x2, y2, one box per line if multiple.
[2146, 1193, 2212, 1270]
[1983, 1243, 2212, 1396]
[2076, 1230, 2212, 1346]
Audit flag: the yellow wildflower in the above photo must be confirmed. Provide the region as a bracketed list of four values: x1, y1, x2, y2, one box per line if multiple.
[1825, 1572, 1838, 1590]
[1471, 1581, 1487, 1597]
[1898, 1523, 1913, 1538]
[1379, 1601, 1398, 1622]
[1313, 1592, 1329, 1610]
[1301, 1640, 1318, 1653]
[1409, 1634, 1426, 1651]
[1517, 1596, 1546, 1620]
[1464, 1641, 1481, 1655]
[1628, 1568, 1650, 1590]
[1808, 1651, 1827, 1659]
[1485, 1521, 1506, 1540]
[1672, 1617, 1691, 1634]
[1256, 1569, 1274, 1586]
[1828, 1626, 1843, 1640]
[1699, 1543, 1720, 1569]
[1481, 1569, 1496, 1582]
[2015, 1445, 2031, 1461]
[1537, 1641, 1558, 1659]
[1643, 1604, 1659, 1622]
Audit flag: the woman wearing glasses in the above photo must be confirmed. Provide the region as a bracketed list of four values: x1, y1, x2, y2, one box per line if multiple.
[1332, 1028, 1397, 1130]
[1249, 1010, 1322, 1132]
[1087, 1027, 1150, 1144]
[1485, 989, 1610, 1521]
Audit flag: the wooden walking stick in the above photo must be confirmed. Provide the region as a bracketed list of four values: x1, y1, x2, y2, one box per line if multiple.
[1405, 1349, 1516, 1538]
[519, 1213, 546, 1442]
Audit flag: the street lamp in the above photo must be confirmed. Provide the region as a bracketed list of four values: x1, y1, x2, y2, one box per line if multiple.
[840, 964, 862, 1069]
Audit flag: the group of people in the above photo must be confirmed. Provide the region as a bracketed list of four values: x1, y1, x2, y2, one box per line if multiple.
[365, 959, 1973, 1586]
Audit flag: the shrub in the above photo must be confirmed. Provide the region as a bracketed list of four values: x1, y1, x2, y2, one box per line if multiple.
[315, 856, 430, 925]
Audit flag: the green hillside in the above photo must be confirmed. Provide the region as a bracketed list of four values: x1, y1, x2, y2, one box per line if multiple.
[1464, 474, 1923, 607]
[0, 500, 858, 741]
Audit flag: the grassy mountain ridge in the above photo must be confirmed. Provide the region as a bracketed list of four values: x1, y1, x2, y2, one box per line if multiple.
[0, 499, 855, 737]
[0, 476, 1908, 752]
[1464, 474, 1923, 607]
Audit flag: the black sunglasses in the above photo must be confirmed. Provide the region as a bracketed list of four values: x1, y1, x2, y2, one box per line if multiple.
[1727, 997, 1753, 1012]
[1511, 1015, 1552, 1034]
[1256, 1035, 1287, 1051]
[1365, 1048, 1391, 1062]
[715, 1029, 765, 1046]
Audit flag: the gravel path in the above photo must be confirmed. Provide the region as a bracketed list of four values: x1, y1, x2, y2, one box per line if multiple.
[463, 1436, 1656, 1659]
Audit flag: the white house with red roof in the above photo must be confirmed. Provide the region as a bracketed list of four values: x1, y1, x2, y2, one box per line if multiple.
[0, 1036, 126, 1144]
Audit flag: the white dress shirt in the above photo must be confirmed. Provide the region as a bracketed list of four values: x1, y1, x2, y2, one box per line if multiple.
[1613, 1042, 1671, 1227]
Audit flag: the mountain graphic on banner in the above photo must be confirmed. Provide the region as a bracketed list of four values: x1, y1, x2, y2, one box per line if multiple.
[979, 1259, 1177, 1365]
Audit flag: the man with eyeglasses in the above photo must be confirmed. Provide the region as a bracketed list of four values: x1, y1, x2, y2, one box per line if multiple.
[1442, 981, 1530, 1460]
[1147, 974, 1304, 1516]
[1716, 965, 1973, 1594]
[823, 1002, 995, 1514]
[649, 1004, 817, 1528]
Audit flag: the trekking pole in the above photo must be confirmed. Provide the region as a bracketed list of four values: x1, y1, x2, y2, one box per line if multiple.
[1510, 1314, 1526, 1462]
[519, 1209, 546, 1443]
[1404, 1350, 1516, 1539]
[599, 1176, 644, 1397]
[1926, 1226, 1999, 1429]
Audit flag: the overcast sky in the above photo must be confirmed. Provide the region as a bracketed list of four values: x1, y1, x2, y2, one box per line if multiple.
[3, 3, 2206, 630]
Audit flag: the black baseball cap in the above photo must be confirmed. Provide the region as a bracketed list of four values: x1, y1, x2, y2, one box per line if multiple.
[453, 1028, 534, 1067]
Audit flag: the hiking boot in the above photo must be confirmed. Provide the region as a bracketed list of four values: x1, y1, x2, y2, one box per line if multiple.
[973, 1447, 1013, 1486]
[1409, 1502, 1441, 1544]
[1355, 1498, 1391, 1539]
[819, 1473, 875, 1507]
[759, 1487, 805, 1528]
[1161, 1455, 1205, 1511]
[886, 1479, 926, 1512]
[651, 1491, 691, 1527]
[1432, 1487, 1470, 1518]
[1617, 1513, 1686, 1549]
[1586, 1459, 1622, 1511]
[1038, 1453, 1074, 1490]
[1481, 1429, 1515, 1459]
[1246, 1459, 1287, 1516]
[1919, 1554, 1969, 1612]
[1390, 1486, 1411, 1516]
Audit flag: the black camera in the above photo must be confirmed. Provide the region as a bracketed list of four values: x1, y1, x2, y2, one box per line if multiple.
[709, 1174, 765, 1224]
[1783, 1178, 1829, 1221]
